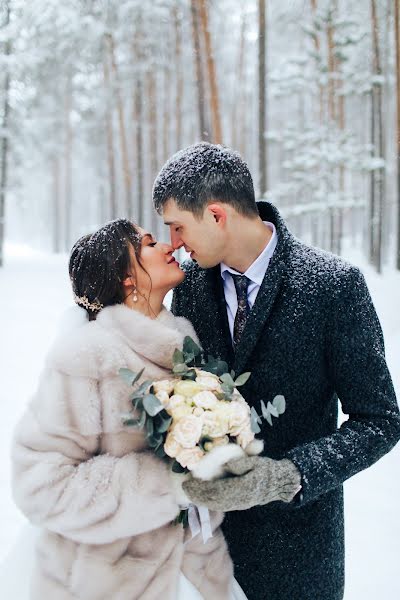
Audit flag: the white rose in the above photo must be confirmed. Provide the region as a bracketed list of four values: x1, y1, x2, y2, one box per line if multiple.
[164, 433, 183, 458]
[236, 427, 255, 449]
[153, 379, 176, 395]
[170, 404, 193, 421]
[165, 394, 186, 415]
[193, 407, 205, 417]
[196, 376, 222, 392]
[204, 435, 230, 452]
[155, 390, 170, 406]
[174, 380, 202, 397]
[202, 411, 229, 439]
[228, 400, 250, 435]
[192, 390, 218, 410]
[173, 415, 203, 448]
[176, 447, 205, 470]
[195, 369, 220, 381]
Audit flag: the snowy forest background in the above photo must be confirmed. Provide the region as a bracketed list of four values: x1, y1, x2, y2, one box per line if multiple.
[0, 0, 400, 269]
[0, 2, 400, 599]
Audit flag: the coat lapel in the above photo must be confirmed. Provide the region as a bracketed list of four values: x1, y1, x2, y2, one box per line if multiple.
[232, 201, 294, 375]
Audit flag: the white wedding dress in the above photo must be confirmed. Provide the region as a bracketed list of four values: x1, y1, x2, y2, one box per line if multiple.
[0, 524, 248, 599]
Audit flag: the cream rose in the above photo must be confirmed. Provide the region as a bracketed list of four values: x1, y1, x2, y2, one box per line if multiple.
[192, 390, 218, 410]
[228, 400, 250, 435]
[176, 447, 205, 470]
[236, 426, 255, 449]
[170, 404, 193, 421]
[155, 390, 170, 406]
[164, 394, 186, 415]
[174, 380, 202, 398]
[172, 415, 203, 448]
[202, 411, 229, 439]
[204, 435, 230, 452]
[196, 376, 222, 392]
[164, 432, 183, 458]
[153, 379, 176, 395]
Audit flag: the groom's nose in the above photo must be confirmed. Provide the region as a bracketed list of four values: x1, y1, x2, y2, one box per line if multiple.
[170, 228, 183, 250]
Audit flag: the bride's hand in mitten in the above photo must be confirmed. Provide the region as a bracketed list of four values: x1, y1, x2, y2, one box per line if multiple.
[169, 470, 191, 508]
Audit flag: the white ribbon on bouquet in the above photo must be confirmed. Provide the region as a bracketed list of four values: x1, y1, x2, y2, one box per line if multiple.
[188, 504, 213, 544]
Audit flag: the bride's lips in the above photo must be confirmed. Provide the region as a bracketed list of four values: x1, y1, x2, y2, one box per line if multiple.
[167, 257, 179, 265]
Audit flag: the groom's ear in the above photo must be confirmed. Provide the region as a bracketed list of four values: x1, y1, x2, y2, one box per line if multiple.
[207, 203, 227, 226]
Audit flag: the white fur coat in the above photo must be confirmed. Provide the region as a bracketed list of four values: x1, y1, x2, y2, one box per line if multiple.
[11, 304, 233, 600]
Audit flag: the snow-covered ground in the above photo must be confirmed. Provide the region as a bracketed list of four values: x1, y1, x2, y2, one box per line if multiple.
[0, 242, 399, 599]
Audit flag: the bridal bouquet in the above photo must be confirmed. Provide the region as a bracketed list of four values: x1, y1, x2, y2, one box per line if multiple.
[120, 336, 286, 482]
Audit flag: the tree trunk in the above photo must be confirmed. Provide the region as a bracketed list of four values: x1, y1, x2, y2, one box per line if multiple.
[52, 156, 62, 253]
[0, 0, 11, 267]
[106, 33, 132, 218]
[198, 0, 222, 144]
[232, 9, 246, 154]
[147, 69, 159, 235]
[395, 0, 400, 269]
[310, 0, 323, 122]
[174, 3, 183, 150]
[64, 73, 73, 252]
[258, 0, 267, 196]
[190, 0, 207, 140]
[102, 41, 117, 221]
[370, 0, 385, 272]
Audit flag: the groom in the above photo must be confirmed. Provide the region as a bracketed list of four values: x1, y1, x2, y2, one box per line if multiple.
[152, 142, 400, 600]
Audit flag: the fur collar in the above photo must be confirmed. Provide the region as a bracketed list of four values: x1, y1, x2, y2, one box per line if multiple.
[47, 304, 198, 378]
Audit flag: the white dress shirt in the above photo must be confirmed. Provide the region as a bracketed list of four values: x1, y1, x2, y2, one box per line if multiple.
[220, 222, 277, 340]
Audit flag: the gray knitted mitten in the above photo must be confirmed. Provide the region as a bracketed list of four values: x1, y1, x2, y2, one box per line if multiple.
[182, 456, 302, 512]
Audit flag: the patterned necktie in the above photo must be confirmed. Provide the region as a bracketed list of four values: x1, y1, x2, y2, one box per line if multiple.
[231, 274, 251, 347]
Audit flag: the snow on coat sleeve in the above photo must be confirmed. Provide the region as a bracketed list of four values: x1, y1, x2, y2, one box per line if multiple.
[11, 369, 180, 545]
[286, 266, 400, 505]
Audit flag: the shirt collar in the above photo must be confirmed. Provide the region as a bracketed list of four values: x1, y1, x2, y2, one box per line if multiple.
[220, 222, 277, 287]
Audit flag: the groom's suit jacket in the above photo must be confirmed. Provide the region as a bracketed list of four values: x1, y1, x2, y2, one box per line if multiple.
[171, 201, 400, 600]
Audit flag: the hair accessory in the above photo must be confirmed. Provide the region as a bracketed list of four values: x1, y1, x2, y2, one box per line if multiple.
[74, 294, 103, 312]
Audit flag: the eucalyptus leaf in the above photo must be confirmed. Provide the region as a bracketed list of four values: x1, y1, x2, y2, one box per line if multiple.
[183, 352, 195, 365]
[221, 382, 234, 395]
[234, 372, 251, 387]
[143, 394, 164, 416]
[267, 401, 279, 418]
[272, 395, 286, 415]
[250, 407, 261, 433]
[172, 460, 186, 473]
[182, 369, 196, 381]
[173, 348, 185, 365]
[155, 444, 166, 458]
[183, 336, 202, 357]
[122, 416, 140, 427]
[265, 412, 273, 427]
[220, 373, 235, 387]
[146, 418, 154, 437]
[156, 416, 172, 433]
[260, 400, 269, 420]
[132, 380, 153, 398]
[173, 363, 188, 375]
[119, 368, 140, 386]
[137, 410, 146, 429]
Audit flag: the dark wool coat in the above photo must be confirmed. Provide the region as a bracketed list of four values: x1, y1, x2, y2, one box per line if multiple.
[171, 201, 400, 600]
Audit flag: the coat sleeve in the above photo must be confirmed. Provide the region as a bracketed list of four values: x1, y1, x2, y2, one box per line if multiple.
[286, 266, 400, 506]
[11, 369, 180, 545]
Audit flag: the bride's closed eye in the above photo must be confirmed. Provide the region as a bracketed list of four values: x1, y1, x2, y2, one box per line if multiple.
[148, 242, 157, 247]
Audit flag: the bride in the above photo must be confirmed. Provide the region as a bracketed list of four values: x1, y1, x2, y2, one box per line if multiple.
[2, 219, 247, 599]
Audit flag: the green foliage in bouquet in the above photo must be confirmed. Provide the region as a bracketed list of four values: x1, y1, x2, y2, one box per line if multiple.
[119, 367, 171, 458]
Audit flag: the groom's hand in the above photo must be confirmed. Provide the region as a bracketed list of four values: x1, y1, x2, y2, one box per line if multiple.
[182, 456, 302, 512]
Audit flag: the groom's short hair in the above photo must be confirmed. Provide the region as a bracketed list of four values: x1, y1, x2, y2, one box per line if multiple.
[152, 142, 258, 218]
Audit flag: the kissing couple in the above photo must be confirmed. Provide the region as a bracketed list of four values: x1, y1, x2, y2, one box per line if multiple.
[6, 143, 400, 600]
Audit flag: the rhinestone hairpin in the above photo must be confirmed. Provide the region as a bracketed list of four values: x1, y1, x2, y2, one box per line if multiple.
[74, 294, 103, 312]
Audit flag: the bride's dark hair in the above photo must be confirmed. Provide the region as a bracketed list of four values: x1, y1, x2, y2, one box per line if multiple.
[69, 219, 146, 320]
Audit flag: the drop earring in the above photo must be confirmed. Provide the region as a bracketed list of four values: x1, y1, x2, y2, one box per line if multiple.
[133, 287, 138, 303]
